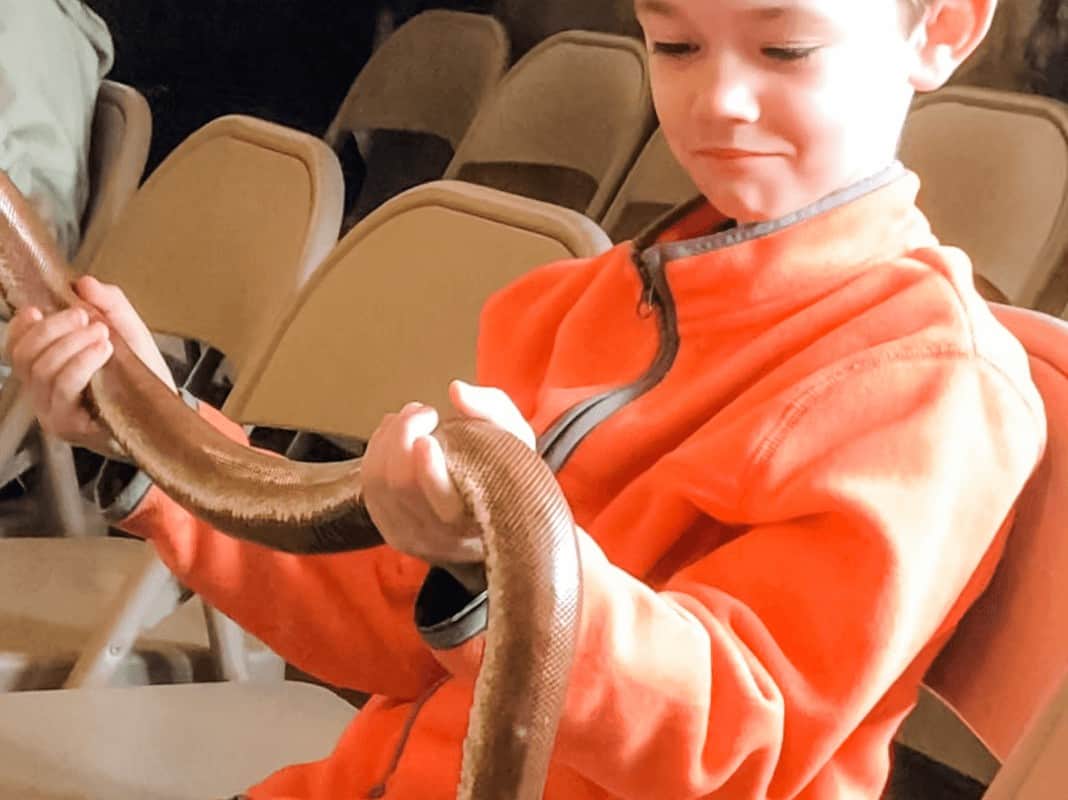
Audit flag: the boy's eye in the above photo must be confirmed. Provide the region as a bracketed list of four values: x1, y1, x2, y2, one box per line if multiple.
[762, 45, 820, 62]
[651, 41, 698, 58]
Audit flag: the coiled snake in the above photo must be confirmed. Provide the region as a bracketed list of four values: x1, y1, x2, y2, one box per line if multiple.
[0, 172, 582, 799]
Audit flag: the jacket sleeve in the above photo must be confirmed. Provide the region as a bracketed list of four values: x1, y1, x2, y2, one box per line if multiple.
[109, 399, 446, 699]
[414, 352, 1045, 797]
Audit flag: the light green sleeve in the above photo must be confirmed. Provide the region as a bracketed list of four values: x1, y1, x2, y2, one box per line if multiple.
[0, 0, 114, 257]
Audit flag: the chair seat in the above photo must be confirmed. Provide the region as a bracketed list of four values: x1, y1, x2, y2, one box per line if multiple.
[0, 681, 354, 799]
[0, 538, 282, 690]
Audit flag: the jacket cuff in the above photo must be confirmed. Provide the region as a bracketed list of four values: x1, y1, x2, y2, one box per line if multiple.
[415, 567, 489, 650]
[94, 388, 200, 521]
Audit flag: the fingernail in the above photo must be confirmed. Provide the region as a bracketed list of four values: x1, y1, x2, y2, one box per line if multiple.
[77, 309, 89, 326]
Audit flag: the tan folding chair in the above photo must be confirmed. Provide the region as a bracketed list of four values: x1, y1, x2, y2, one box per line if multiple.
[905, 304, 1068, 798]
[493, 0, 642, 58]
[323, 10, 508, 227]
[0, 115, 344, 691]
[898, 86, 1068, 312]
[444, 30, 656, 222]
[74, 79, 153, 270]
[226, 179, 611, 429]
[600, 128, 700, 243]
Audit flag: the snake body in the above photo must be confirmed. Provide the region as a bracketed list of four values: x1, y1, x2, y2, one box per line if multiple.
[0, 172, 581, 799]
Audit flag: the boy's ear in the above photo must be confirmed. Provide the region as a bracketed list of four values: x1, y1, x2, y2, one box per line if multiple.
[908, 0, 997, 91]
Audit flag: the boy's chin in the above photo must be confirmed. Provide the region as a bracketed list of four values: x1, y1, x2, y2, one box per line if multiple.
[701, 185, 784, 225]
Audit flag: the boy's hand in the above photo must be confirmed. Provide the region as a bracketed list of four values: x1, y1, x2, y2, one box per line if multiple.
[360, 380, 535, 592]
[5, 275, 176, 456]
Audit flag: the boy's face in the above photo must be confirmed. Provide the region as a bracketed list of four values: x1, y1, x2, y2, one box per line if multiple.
[636, 0, 924, 222]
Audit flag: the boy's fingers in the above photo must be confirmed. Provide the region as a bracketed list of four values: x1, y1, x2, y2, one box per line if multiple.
[449, 380, 535, 448]
[48, 338, 112, 416]
[75, 277, 139, 334]
[4, 307, 44, 357]
[10, 307, 90, 373]
[28, 322, 109, 396]
[413, 435, 465, 523]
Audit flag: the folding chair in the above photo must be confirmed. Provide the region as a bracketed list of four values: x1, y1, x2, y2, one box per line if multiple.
[323, 10, 508, 227]
[0, 180, 609, 799]
[899, 86, 1068, 312]
[445, 30, 655, 222]
[600, 128, 700, 243]
[0, 115, 344, 691]
[911, 304, 1068, 798]
[73, 79, 153, 270]
[227, 179, 611, 429]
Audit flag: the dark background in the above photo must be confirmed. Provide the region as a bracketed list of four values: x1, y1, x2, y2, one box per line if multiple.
[83, 1, 492, 170]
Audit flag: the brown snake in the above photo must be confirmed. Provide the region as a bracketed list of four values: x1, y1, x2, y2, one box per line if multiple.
[0, 172, 582, 799]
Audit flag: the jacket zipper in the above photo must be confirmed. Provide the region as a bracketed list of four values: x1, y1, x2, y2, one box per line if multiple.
[537, 245, 680, 472]
[366, 249, 679, 796]
[366, 675, 450, 798]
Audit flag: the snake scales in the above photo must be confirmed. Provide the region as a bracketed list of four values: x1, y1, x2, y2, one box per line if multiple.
[0, 171, 581, 799]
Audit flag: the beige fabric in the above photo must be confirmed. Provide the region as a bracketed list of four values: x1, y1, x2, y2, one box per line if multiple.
[0, 539, 281, 691]
[73, 80, 152, 271]
[899, 86, 1068, 312]
[445, 30, 655, 221]
[226, 179, 611, 436]
[324, 10, 508, 152]
[86, 114, 344, 372]
[600, 128, 700, 242]
[0, 681, 352, 799]
[984, 671, 1068, 800]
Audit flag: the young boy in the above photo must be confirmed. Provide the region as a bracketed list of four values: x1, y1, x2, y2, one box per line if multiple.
[6, 0, 1047, 797]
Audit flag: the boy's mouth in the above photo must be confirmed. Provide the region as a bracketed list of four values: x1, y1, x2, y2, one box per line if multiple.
[694, 147, 771, 160]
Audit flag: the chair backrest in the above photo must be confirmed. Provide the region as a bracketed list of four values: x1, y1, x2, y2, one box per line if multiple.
[600, 128, 700, 242]
[85, 115, 343, 375]
[898, 87, 1068, 312]
[323, 11, 509, 223]
[493, 0, 641, 58]
[924, 304, 1068, 762]
[445, 30, 655, 221]
[983, 669, 1068, 800]
[73, 80, 153, 270]
[224, 180, 611, 436]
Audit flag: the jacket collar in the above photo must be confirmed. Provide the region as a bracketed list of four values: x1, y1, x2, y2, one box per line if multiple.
[631, 163, 938, 324]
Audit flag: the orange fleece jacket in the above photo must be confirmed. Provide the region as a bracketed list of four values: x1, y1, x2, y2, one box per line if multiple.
[116, 166, 1045, 799]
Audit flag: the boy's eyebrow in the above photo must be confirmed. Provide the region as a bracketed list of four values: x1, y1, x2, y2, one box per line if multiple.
[634, 0, 682, 18]
[635, 1, 830, 23]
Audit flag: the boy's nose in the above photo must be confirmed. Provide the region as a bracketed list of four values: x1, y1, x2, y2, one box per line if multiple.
[693, 60, 761, 124]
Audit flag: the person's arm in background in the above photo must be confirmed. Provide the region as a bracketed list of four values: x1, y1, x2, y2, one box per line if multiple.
[0, 0, 113, 258]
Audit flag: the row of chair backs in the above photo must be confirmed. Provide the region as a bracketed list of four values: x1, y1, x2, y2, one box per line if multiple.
[325, 13, 656, 229]
[323, 11, 509, 223]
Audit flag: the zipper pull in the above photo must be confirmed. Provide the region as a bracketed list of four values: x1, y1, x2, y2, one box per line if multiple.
[634, 248, 661, 319]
